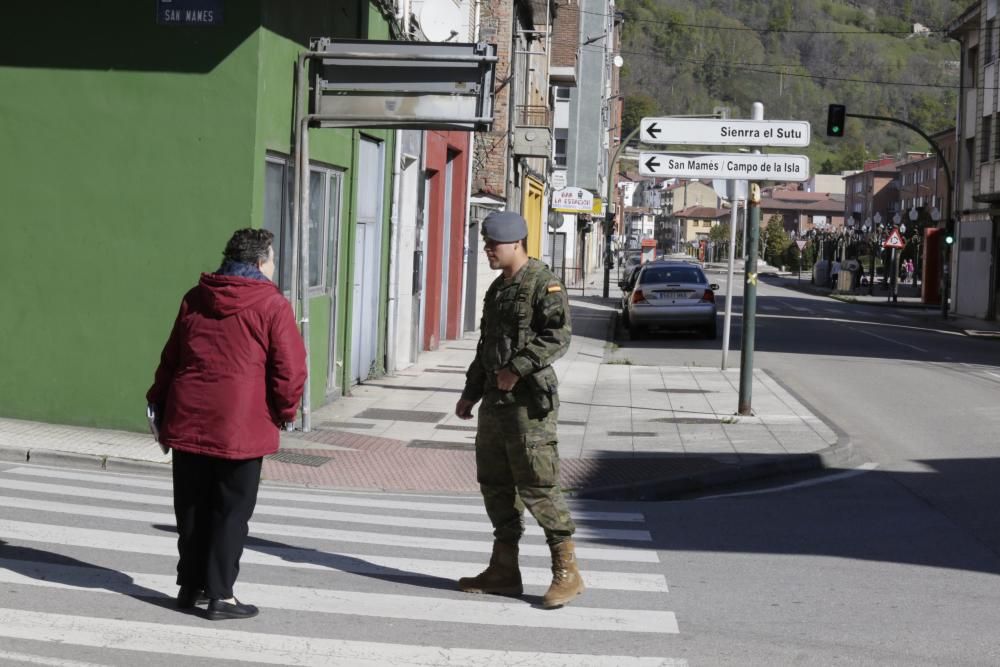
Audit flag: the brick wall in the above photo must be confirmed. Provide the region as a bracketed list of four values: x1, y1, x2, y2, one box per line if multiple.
[472, 0, 513, 197]
[551, 0, 579, 70]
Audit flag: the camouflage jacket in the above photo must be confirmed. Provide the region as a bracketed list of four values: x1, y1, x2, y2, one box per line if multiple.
[462, 258, 572, 408]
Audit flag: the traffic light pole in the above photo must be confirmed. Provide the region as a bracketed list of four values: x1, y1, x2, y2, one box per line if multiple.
[844, 112, 953, 319]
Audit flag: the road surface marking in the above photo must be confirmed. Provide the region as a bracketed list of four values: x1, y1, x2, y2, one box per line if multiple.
[695, 463, 879, 500]
[5, 466, 646, 522]
[0, 610, 687, 666]
[0, 652, 107, 667]
[0, 560, 678, 634]
[0, 519, 666, 592]
[740, 313, 964, 336]
[0, 477, 650, 542]
[847, 327, 928, 353]
[0, 493, 657, 563]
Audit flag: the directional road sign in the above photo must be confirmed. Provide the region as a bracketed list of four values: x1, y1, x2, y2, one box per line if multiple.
[883, 227, 906, 249]
[640, 118, 811, 147]
[639, 152, 810, 182]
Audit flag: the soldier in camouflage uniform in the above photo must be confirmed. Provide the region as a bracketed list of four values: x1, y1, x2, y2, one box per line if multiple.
[455, 211, 584, 609]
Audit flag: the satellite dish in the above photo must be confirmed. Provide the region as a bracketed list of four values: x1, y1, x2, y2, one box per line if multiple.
[419, 0, 463, 42]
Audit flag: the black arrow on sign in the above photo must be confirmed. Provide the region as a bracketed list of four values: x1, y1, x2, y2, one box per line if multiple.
[644, 156, 661, 172]
[645, 122, 661, 139]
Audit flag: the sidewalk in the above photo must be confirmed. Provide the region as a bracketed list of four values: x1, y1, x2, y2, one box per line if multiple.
[0, 271, 853, 500]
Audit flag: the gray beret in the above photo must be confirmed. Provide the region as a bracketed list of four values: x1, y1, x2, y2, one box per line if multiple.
[482, 211, 528, 243]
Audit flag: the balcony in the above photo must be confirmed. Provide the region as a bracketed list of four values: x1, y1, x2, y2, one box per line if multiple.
[513, 105, 552, 159]
[516, 105, 552, 127]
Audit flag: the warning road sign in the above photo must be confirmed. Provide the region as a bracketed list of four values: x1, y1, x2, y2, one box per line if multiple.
[882, 227, 906, 249]
[795, 240, 806, 251]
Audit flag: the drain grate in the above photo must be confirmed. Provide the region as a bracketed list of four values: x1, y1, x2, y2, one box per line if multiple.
[435, 424, 478, 432]
[356, 408, 448, 423]
[362, 383, 462, 393]
[651, 417, 721, 424]
[409, 440, 476, 451]
[267, 451, 333, 467]
[318, 421, 375, 429]
[607, 431, 657, 437]
[649, 388, 714, 394]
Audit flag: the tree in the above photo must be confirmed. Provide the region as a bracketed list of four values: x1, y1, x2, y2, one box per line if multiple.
[622, 93, 659, 138]
[709, 222, 731, 259]
[763, 215, 791, 267]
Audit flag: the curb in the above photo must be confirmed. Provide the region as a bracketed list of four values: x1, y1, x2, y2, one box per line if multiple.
[574, 369, 856, 501]
[0, 446, 172, 477]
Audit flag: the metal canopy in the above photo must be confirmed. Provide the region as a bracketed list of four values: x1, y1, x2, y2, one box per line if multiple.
[312, 38, 497, 131]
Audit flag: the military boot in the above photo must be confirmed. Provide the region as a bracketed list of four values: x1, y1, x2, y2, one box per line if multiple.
[458, 540, 523, 596]
[542, 540, 585, 608]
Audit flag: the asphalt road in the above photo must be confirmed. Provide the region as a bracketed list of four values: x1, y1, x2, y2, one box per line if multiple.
[1, 274, 997, 666]
[608, 268, 1000, 665]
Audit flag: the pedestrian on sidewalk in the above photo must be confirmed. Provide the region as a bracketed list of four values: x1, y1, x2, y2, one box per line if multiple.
[905, 258, 915, 285]
[147, 228, 306, 621]
[455, 211, 585, 609]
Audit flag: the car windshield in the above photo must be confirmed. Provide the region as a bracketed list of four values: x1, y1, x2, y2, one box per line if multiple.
[639, 266, 705, 285]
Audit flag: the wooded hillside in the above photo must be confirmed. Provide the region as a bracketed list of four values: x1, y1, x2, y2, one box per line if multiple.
[617, 0, 965, 172]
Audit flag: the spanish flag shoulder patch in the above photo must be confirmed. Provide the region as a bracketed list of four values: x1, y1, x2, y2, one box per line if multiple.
[546, 284, 562, 293]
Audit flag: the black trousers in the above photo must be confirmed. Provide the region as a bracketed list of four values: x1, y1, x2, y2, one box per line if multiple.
[172, 449, 263, 600]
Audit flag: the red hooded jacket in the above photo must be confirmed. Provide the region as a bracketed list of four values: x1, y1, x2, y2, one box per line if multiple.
[147, 273, 307, 460]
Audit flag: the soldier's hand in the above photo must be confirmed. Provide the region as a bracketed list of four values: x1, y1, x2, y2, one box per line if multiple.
[495, 367, 520, 392]
[455, 398, 476, 420]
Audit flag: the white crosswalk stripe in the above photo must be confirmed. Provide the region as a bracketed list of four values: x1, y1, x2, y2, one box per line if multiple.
[0, 464, 685, 666]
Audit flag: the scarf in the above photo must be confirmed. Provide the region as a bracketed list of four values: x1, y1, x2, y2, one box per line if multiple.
[216, 259, 269, 282]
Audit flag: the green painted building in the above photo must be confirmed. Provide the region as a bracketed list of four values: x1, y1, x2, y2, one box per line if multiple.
[0, 2, 396, 430]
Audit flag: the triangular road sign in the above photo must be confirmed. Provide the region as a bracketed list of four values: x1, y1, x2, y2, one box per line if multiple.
[883, 227, 906, 249]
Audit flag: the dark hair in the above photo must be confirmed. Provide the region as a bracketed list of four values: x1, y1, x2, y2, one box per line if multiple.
[520, 238, 528, 251]
[223, 228, 273, 265]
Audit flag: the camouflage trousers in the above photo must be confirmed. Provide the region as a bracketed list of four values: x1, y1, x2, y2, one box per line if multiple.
[475, 403, 576, 545]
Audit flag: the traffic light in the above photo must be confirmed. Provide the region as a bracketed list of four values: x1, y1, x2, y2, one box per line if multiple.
[827, 104, 846, 137]
[945, 218, 955, 246]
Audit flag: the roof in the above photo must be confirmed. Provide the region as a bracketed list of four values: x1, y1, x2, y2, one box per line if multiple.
[674, 206, 729, 219]
[947, 1, 981, 38]
[760, 197, 843, 215]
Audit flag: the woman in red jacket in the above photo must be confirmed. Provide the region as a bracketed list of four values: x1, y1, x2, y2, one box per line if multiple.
[148, 228, 306, 620]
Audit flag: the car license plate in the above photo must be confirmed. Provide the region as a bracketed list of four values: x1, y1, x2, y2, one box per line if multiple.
[656, 291, 687, 299]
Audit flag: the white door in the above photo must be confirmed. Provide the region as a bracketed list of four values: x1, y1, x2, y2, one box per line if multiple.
[351, 138, 384, 383]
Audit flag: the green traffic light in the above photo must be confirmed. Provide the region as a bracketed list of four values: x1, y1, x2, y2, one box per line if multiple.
[945, 235, 954, 245]
[832, 126, 840, 133]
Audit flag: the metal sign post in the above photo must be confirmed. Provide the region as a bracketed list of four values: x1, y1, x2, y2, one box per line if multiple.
[721, 182, 741, 371]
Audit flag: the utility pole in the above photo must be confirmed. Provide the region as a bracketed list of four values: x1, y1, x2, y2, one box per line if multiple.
[603, 125, 641, 298]
[738, 102, 764, 416]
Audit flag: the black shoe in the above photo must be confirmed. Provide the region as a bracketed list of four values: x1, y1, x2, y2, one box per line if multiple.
[176, 586, 207, 609]
[206, 598, 259, 620]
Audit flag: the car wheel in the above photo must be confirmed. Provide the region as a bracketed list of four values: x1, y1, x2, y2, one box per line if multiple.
[704, 320, 717, 339]
[621, 309, 630, 329]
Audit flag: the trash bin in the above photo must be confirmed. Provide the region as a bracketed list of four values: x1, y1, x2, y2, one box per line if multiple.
[813, 260, 829, 286]
[836, 270, 853, 291]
